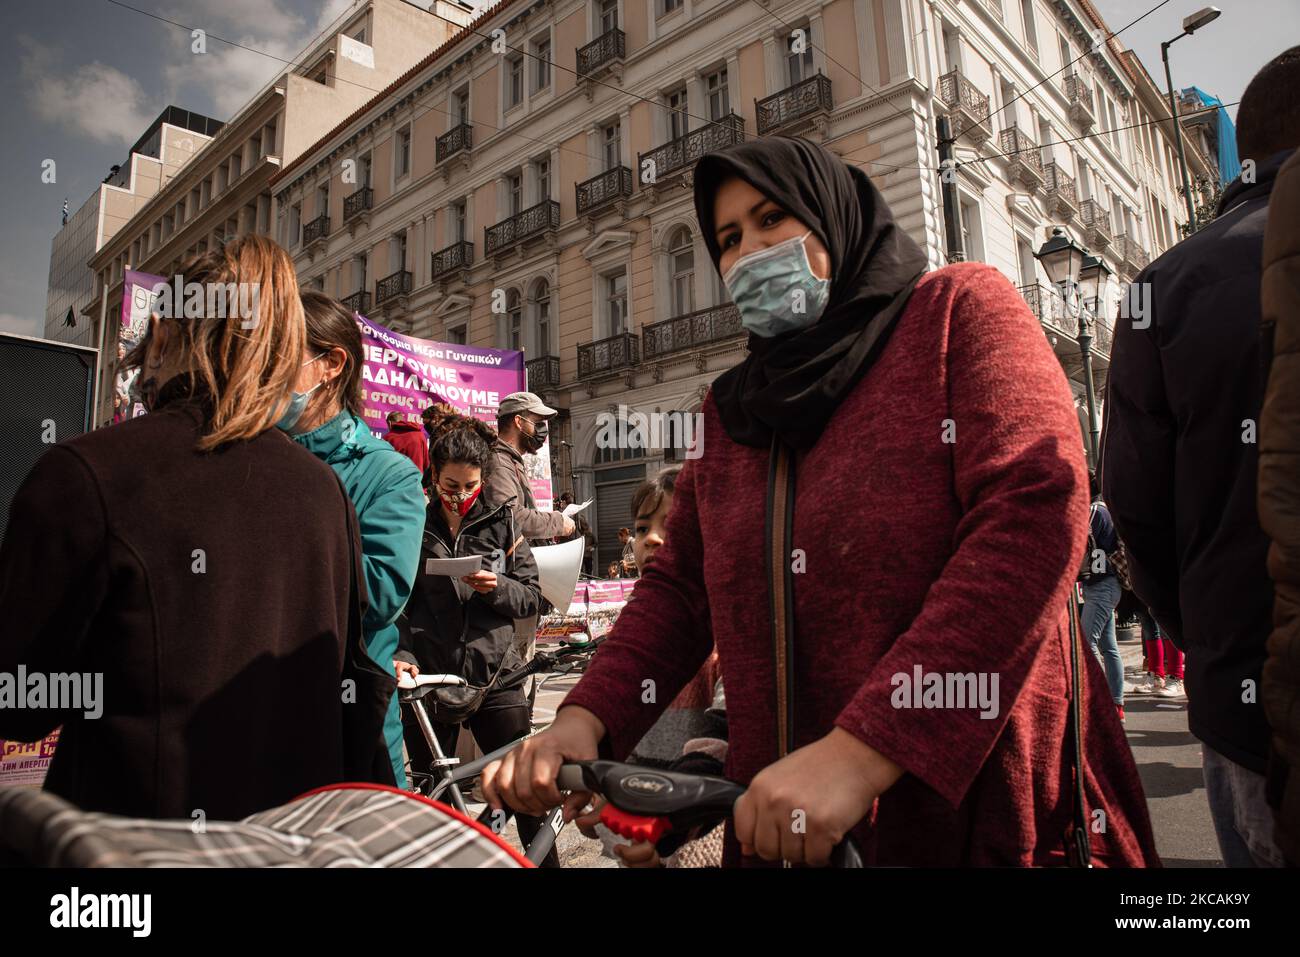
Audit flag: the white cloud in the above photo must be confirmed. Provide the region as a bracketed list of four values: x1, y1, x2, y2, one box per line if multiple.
[0, 314, 43, 337]
[18, 36, 156, 146]
[160, 0, 358, 121]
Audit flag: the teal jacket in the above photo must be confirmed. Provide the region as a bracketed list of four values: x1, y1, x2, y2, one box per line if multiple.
[293, 409, 424, 785]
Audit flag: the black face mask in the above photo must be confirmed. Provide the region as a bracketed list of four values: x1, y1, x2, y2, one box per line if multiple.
[519, 418, 546, 453]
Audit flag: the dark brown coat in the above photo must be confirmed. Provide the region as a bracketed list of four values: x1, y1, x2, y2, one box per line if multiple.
[0, 389, 371, 821]
[1260, 147, 1300, 865]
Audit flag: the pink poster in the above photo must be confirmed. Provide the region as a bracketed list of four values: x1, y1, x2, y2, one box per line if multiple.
[355, 313, 553, 507]
[115, 269, 166, 423]
[0, 731, 60, 788]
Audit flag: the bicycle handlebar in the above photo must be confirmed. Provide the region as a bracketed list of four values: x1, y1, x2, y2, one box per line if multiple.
[557, 760, 864, 868]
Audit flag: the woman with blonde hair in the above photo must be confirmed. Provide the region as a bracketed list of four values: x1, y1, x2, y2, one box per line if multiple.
[0, 235, 388, 820]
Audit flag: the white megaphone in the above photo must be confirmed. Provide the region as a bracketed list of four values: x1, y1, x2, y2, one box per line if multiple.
[530, 537, 585, 612]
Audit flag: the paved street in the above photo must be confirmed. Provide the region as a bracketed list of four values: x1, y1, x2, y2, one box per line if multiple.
[1117, 634, 1221, 867]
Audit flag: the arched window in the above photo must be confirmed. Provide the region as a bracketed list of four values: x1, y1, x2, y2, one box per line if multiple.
[531, 279, 551, 356]
[668, 227, 695, 318]
[507, 289, 522, 352]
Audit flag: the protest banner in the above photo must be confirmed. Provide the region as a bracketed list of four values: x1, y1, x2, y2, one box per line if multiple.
[355, 312, 553, 507]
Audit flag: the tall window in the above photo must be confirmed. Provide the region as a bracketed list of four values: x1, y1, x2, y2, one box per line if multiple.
[599, 0, 618, 33]
[661, 0, 682, 15]
[317, 182, 329, 219]
[508, 172, 523, 215]
[1017, 236, 1037, 287]
[536, 157, 551, 201]
[667, 88, 689, 140]
[453, 199, 467, 242]
[507, 55, 524, 108]
[788, 28, 815, 84]
[396, 126, 411, 178]
[959, 195, 984, 262]
[391, 231, 407, 272]
[533, 279, 551, 355]
[606, 270, 628, 335]
[352, 253, 368, 293]
[1020, 0, 1038, 56]
[603, 122, 622, 170]
[705, 69, 729, 121]
[447, 323, 467, 345]
[360, 152, 373, 188]
[1058, 34, 1071, 75]
[507, 289, 523, 351]
[454, 88, 470, 126]
[668, 227, 695, 317]
[288, 202, 301, 248]
[533, 36, 551, 91]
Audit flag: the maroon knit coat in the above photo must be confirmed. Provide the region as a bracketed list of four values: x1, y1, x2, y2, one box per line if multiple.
[562, 263, 1160, 866]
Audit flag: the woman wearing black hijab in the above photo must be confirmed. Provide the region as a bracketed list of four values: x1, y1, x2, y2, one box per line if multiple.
[486, 137, 1158, 868]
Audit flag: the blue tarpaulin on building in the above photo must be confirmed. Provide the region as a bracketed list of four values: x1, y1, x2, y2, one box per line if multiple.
[1184, 86, 1241, 183]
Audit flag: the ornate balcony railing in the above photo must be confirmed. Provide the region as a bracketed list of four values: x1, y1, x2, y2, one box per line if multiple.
[436, 123, 473, 164]
[343, 187, 373, 223]
[578, 331, 639, 379]
[1080, 198, 1113, 247]
[340, 290, 370, 315]
[938, 69, 992, 143]
[1063, 74, 1096, 129]
[642, 304, 743, 361]
[755, 73, 833, 136]
[1018, 282, 1078, 337]
[525, 355, 561, 391]
[576, 166, 633, 216]
[638, 113, 745, 182]
[1093, 315, 1114, 356]
[431, 240, 473, 280]
[375, 269, 412, 305]
[485, 200, 560, 256]
[1043, 162, 1079, 218]
[1001, 124, 1044, 187]
[302, 213, 330, 246]
[1114, 233, 1151, 277]
[577, 28, 625, 77]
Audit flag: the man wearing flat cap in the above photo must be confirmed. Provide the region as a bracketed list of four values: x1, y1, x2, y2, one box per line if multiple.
[486, 392, 575, 712]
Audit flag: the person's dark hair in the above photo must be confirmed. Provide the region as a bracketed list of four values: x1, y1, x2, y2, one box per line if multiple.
[300, 291, 364, 415]
[1237, 46, 1300, 162]
[430, 414, 497, 479]
[632, 465, 682, 521]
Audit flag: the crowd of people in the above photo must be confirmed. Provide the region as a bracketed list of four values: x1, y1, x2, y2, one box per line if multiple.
[0, 45, 1297, 869]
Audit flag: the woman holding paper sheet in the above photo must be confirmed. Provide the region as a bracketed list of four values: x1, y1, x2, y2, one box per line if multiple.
[394, 415, 558, 864]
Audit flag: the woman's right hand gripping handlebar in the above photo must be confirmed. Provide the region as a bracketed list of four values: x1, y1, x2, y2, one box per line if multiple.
[481, 706, 606, 820]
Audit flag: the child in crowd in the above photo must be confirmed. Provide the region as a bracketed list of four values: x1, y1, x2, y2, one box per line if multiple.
[578, 465, 727, 867]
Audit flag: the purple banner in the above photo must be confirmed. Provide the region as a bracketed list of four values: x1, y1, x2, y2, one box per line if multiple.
[355, 313, 524, 434]
[355, 314, 553, 508]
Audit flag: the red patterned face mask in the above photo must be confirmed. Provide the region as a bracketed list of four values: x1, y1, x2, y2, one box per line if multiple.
[438, 484, 482, 516]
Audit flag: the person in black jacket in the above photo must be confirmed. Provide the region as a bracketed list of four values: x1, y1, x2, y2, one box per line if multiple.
[394, 414, 557, 863]
[0, 236, 384, 821]
[1101, 48, 1300, 868]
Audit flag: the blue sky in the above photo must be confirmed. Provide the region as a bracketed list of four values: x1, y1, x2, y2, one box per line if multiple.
[1, 0, 1295, 338]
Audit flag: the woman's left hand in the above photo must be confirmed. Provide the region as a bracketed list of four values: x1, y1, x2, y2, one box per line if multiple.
[732, 728, 904, 867]
[462, 570, 498, 593]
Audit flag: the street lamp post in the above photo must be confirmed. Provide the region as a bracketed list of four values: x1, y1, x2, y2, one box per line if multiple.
[1161, 6, 1221, 230]
[1077, 252, 1114, 467]
[1036, 227, 1100, 467]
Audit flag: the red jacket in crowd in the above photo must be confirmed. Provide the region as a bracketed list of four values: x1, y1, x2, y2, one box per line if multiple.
[382, 421, 429, 478]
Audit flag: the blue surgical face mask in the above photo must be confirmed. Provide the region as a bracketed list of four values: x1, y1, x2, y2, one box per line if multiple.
[275, 353, 326, 433]
[722, 231, 831, 337]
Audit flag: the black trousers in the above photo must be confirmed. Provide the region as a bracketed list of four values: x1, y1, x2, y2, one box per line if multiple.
[401, 685, 559, 866]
